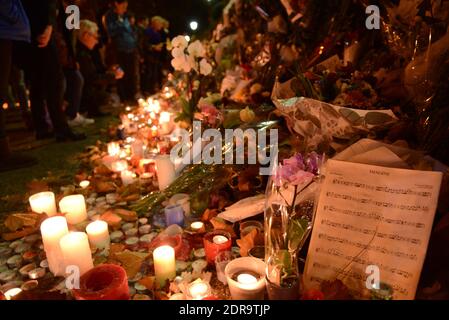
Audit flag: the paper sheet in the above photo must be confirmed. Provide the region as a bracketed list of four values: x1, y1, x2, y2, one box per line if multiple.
[303, 159, 443, 299]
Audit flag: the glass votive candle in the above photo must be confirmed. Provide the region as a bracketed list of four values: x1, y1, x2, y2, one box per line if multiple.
[190, 221, 205, 233]
[139, 159, 156, 173]
[169, 194, 190, 217]
[29, 191, 57, 216]
[240, 220, 263, 237]
[139, 172, 154, 186]
[215, 251, 233, 285]
[203, 230, 232, 265]
[111, 160, 128, 173]
[224, 257, 266, 300]
[164, 204, 185, 227]
[186, 280, 212, 300]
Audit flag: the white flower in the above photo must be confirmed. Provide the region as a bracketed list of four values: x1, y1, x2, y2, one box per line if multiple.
[199, 58, 213, 76]
[171, 55, 192, 73]
[171, 35, 188, 50]
[187, 40, 206, 58]
[171, 47, 185, 58]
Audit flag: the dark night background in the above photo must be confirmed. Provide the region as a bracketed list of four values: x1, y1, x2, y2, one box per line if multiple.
[127, 0, 228, 38]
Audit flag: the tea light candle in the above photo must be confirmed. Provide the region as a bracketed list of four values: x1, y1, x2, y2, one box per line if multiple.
[59, 195, 87, 225]
[164, 204, 185, 227]
[153, 246, 176, 287]
[40, 216, 69, 276]
[225, 257, 266, 300]
[79, 180, 90, 189]
[29, 191, 57, 216]
[139, 172, 154, 186]
[190, 221, 205, 232]
[121, 170, 136, 186]
[86, 220, 110, 249]
[107, 142, 120, 157]
[4, 288, 22, 300]
[111, 160, 128, 172]
[204, 231, 232, 265]
[187, 280, 211, 300]
[155, 155, 176, 190]
[60, 232, 94, 276]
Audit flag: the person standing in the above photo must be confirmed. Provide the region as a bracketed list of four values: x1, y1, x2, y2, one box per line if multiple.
[0, 0, 37, 171]
[17, 0, 86, 142]
[104, 0, 139, 104]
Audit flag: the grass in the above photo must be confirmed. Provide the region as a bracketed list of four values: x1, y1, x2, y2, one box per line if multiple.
[0, 114, 120, 216]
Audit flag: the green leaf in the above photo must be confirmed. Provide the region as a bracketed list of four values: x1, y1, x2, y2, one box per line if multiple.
[365, 112, 394, 126]
[288, 218, 309, 251]
[339, 108, 362, 125]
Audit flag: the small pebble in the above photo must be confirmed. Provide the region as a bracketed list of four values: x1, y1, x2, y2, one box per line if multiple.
[22, 251, 37, 262]
[169, 293, 186, 300]
[19, 263, 36, 276]
[122, 223, 135, 232]
[96, 197, 106, 204]
[106, 193, 118, 204]
[21, 280, 39, 291]
[125, 237, 139, 246]
[125, 228, 138, 237]
[138, 225, 152, 235]
[134, 283, 147, 291]
[28, 268, 46, 280]
[39, 259, 49, 269]
[87, 210, 97, 218]
[0, 265, 8, 273]
[193, 248, 206, 259]
[110, 231, 124, 243]
[176, 261, 189, 272]
[7, 255, 22, 268]
[0, 270, 17, 282]
[138, 218, 148, 225]
[86, 198, 96, 206]
[0, 248, 13, 258]
[9, 240, 23, 249]
[1, 281, 23, 293]
[24, 234, 41, 244]
[90, 214, 101, 221]
[0, 257, 7, 266]
[15, 243, 31, 254]
[116, 202, 127, 207]
[139, 233, 157, 244]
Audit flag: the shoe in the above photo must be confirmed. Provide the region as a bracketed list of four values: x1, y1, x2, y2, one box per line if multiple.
[55, 130, 87, 142]
[68, 113, 94, 127]
[0, 137, 38, 172]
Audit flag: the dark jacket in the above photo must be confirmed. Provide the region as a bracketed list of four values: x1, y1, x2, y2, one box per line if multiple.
[0, 0, 31, 42]
[20, 0, 57, 42]
[104, 9, 136, 53]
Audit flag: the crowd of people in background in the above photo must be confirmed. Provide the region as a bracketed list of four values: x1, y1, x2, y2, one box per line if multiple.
[0, 0, 172, 172]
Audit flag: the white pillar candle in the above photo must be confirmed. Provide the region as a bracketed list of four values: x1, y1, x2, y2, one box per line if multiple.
[155, 155, 176, 190]
[29, 192, 57, 216]
[224, 257, 266, 300]
[153, 245, 176, 287]
[107, 142, 121, 157]
[40, 216, 69, 276]
[59, 195, 87, 225]
[60, 232, 94, 277]
[86, 220, 110, 249]
[121, 170, 136, 186]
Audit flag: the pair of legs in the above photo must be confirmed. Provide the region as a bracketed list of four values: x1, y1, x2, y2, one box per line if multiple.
[64, 68, 84, 120]
[117, 49, 139, 103]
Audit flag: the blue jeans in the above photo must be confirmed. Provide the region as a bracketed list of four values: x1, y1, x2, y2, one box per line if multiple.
[64, 69, 84, 119]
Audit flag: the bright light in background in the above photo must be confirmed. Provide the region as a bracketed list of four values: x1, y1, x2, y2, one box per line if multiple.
[189, 21, 198, 31]
[184, 35, 191, 42]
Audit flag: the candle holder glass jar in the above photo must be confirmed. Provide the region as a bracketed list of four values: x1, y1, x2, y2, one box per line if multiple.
[164, 204, 185, 227]
[240, 220, 263, 237]
[224, 257, 266, 300]
[203, 230, 232, 265]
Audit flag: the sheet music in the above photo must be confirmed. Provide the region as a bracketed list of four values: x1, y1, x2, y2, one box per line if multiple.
[303, 159, 443, 299]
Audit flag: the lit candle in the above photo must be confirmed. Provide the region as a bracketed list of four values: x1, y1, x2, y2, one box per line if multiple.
[121, 170, 136, 186]
[139, 159, 155, 173]
[204, 231, 232, 265]
[187, 280, 211, 300]
[151, 125, 158, 137]
[59, 195, 87, 225]
[111, 160, 128, 173]
[107, 142, 120, 157]
[79, 180, 90, 189]
[159, 111, 171, 124]
[29, 191, 57, 216]
[190, 222, 205, 232]
[224, 257, 266, 300]
[213, 235, 229, 245]
[4, 288, 22, 300]
[159, 111, 172, 135]
[60, 232, 94, 276]
[153, 245, 176, 287]
[40, 216, 69, 276]
[86, 220, 110, 249]
[155, 155, 176, 190]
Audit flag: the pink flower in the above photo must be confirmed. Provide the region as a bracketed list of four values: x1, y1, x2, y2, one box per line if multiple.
[198, 103, 221, 126]
[274, 153, 321, 186]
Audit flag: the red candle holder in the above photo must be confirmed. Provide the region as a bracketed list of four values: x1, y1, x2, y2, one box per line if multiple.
[72, 264, 129, 300]
[203, 230, 232, 265]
